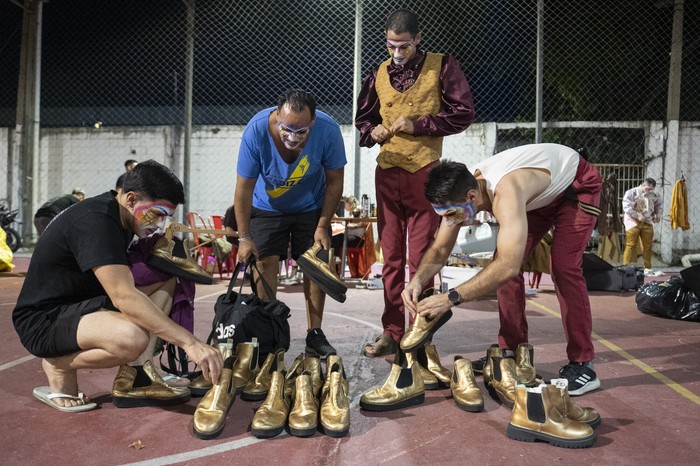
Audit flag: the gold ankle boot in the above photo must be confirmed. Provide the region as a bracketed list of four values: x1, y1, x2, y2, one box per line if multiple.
[242, 348, 285, 401]
[321, 354, 348, 400]
[359, 350, 425, 411]
[112, 360, 191, 408]
[193, 355, 237, 439]
[507, 383, 596, 448]
[515, 343, 537, 385]
[423, 344, 452, 386]
[288, 371, 319, 437]
[303, 355, 323, 399]
[550, 378, 601, 428]
[190, 342, 234, 396]
[250, 370, 290, 438]
[320, 366, 350, 438]
[232, 339, 260, 394]
[407, 350, 439, 390]
[284, 353, 305, 401]
[148, 223, 214, 284]
[450, 356, 484, 412]
[297, 242, 347, 303]
[400, 310, 453, 352]
[491, 356, 517, 408]
[482, 344, 502, 387]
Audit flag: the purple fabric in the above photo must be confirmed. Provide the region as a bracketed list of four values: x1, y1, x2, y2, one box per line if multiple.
[128, 233, 196, 333]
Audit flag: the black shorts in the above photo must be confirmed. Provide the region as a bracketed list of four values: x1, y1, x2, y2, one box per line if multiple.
[250, 208, 323, 260]
[13, 296, 118, 358]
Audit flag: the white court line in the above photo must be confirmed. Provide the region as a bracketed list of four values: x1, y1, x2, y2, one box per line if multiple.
[119, 435, 276, 466]
[0, 354, 35, 371]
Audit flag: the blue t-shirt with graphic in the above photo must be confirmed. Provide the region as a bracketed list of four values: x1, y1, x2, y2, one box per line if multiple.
[237, 107, 347, 213]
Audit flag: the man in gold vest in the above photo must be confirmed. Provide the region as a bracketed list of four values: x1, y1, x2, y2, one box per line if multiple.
[355, 9, 475, 357]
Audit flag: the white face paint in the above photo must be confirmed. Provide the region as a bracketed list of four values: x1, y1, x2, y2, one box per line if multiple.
[277, 122, 310, 151]
[387, 38, 416, 66]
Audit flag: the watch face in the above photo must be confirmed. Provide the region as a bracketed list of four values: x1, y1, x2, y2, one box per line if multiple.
[448, 289, 460, 305]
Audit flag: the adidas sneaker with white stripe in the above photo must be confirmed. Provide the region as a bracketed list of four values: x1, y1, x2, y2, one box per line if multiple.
[559, 362, 601, 396]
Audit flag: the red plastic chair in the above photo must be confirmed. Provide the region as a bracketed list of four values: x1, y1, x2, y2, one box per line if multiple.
[186, 211, 225, 279]
[210, 214, 236, 275]
[345, 223, 376, 279]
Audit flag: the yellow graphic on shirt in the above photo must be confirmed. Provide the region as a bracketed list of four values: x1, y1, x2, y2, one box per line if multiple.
[267, 155, 310, 198]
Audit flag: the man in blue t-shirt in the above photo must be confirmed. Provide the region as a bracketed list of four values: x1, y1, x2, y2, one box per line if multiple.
[234, 89, 346, 357]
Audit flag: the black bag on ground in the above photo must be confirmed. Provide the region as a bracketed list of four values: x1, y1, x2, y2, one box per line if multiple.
[210, 259, 291, 363]
[635, 276, 700, 322]
[582, 252, 642, 292]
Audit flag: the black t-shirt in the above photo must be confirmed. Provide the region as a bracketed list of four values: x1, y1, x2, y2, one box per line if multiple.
[224, 205, 239, 247]
[13, 191, 133, 320]
[34, 194, 79, 218]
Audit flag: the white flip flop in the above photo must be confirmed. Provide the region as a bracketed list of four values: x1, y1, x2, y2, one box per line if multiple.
[32, 386, 97, 413]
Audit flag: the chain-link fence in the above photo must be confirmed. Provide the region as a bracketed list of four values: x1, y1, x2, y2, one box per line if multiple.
[1, 0, 698, 264]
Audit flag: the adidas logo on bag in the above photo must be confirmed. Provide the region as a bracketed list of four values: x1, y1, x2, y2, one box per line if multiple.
[216, 323, 236, 340]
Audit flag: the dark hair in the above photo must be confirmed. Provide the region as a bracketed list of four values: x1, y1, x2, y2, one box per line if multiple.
[644, 177, 656, 187]
[277, 89, 316, 119]
[124, 159, 138, 168]
[122, 160, 185, 205]
[424, 160, 478, 205]
[385, 9, 419, 38]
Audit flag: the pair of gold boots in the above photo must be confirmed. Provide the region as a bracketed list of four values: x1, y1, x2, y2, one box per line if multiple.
[483, 343, 537, 408]
[507, 378, 600, 448]
[250, 353, 321, 438]
[112, 360, 191, 408]
[399, 290, 453, 352]
[192, 342, 238, 439]
[190, 339, 261, 397]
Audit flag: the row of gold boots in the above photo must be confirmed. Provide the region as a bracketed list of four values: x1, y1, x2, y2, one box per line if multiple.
[250, 353, 350, 438]
[190, 338, 262, 397]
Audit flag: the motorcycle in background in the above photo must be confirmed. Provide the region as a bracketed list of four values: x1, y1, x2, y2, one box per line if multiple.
[0, 201, 22, 253]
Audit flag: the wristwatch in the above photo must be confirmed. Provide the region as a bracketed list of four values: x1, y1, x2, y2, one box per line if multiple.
[447, 288, 461, 306]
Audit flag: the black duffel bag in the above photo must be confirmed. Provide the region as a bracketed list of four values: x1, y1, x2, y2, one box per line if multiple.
[210, 258, 291, 363]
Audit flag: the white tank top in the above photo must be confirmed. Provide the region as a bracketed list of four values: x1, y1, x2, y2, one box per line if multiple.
[472, 143, 580, 211]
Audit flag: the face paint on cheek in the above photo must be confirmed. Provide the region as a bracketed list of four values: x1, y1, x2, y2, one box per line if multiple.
[433, 201, 476, 227]
[133, 205, 172, 237]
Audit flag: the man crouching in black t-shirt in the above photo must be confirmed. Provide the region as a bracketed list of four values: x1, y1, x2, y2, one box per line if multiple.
[12, 160, 222, 412]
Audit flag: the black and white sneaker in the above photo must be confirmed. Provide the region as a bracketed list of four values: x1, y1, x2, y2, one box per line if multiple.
[559, 362, 601, 396]
[305, 328, 337, 359]
[472, 356, 488, 374]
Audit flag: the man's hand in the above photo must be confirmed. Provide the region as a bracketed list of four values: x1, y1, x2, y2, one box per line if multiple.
[237, 240, 258, 263]
[416, 293, 453, 321]
[371, 124, 393, 143]
[389, 116, 415, 135]
[401, 280, 424, 315]
[184, 341, 223, 383]
[314, 228, 331, 250]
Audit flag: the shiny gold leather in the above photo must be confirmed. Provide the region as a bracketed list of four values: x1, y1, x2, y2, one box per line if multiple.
[250, 371, 290, 438]
[288, 372, 319, 437]
[360, 357, 425, 412]
[507, 384, 596, 448]
[303, 355, 323, 399]
[423, 344, 452, 385]
[284, 353, 305, 401]
[491, 357, 517, 408]
[297, 242, 347, 303]
[321, 354, 348, 399]
[407, 350, 439, 390]
[190, 342, 233, 396]
[450, 356, 484, 412]
[399, 309, 452, 351]
[150, 227, 213, 284]
[112, 360, 190, 408]
[551, 379, 601, 428]
[482, 343, 502, 387]
[320, 369, 350, 437]
[515, 343, 537, 385]
[242, 348, 285, 401]
[232, 340, 260, 394]
[193, 355, 237, 439]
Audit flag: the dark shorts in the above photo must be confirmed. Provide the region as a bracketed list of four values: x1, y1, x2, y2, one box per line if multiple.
[250, 208, 322, 260]
[14, 296, 117, 358]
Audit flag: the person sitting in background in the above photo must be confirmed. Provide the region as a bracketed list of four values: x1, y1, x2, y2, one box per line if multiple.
[33, 188, 86, 236]
[332, 195, 369, 252]
[223, 205, 239, 247]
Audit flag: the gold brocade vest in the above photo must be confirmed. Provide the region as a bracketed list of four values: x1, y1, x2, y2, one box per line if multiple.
[376, 52, 443, 173]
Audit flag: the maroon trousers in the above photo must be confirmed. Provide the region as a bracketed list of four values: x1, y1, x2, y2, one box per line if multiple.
[375, 162, 440, 343]
[496, 156, 602, 362]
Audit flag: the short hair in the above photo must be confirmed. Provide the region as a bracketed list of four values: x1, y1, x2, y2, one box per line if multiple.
[122, 160, 185, 205]
[124, 159, 138, 169]
[72, 187, 85, 196]
[424, 160, 478, 205]
[342, 195, 358, 210]
[277, 89, 316, 120]
[644, 177, 656, 187]
[385, 9, 419, 38]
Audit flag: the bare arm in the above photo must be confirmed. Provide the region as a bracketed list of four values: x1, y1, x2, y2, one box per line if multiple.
[234, 175, 258, 262]
[94, 264, 222, 381]
[315, 167, 344, 250]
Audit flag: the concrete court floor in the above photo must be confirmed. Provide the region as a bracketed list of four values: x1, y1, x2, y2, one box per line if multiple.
[1, 253, 699, 465]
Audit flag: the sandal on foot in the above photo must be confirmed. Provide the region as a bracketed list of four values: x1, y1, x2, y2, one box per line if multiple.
[32, 386, 97, 413]
[362, 335, 397, 358]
